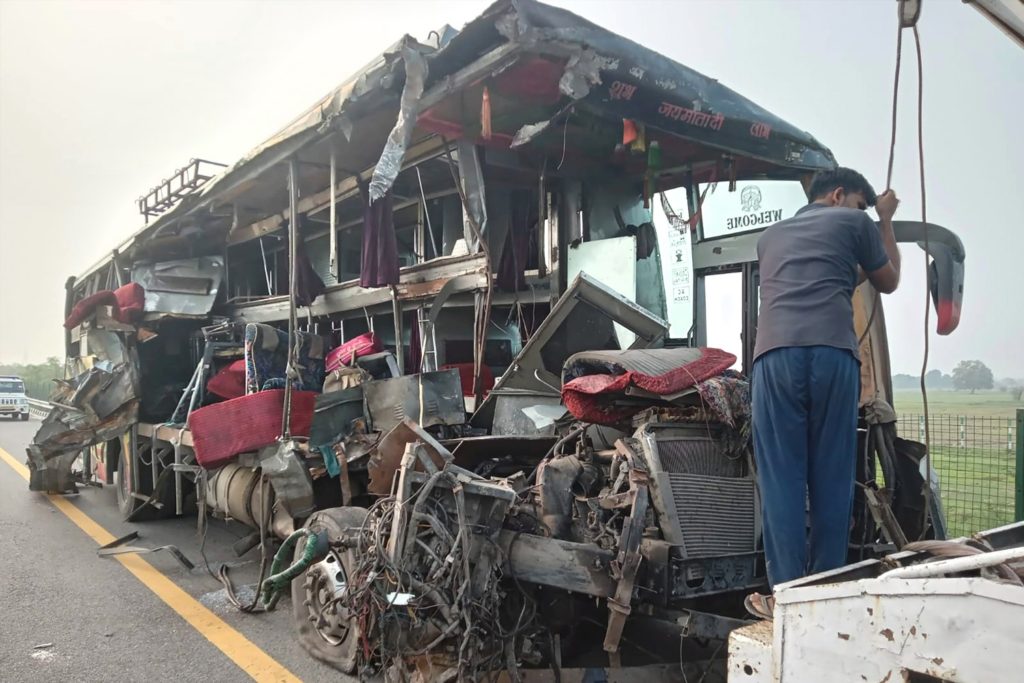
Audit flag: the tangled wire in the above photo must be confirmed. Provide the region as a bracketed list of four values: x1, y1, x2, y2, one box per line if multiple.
[327, 472, 540, 681]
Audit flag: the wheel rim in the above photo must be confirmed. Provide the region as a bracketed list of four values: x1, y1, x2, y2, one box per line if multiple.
[303, 550, 351, 646]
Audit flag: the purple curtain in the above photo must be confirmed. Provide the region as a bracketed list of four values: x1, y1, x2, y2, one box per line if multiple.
[407, 310, 421, 373]
[497, 189, 533, 292]
[360, 185, 399, 288]
[294, 219, 326, 306]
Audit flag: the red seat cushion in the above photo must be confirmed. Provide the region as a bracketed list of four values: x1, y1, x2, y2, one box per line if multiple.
[206, 359, 247, 400]
[326, 332, 383, 372]
[188, 389, 316, 469]
[561, 348, 736, 425]
[65, 291, 117, 329]
[113, 283, 145, 322]
[64, 282, 146, 329]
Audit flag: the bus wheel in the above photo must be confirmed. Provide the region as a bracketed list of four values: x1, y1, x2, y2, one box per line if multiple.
[114, 433, 163, 521]
[292, 506, 368, 673]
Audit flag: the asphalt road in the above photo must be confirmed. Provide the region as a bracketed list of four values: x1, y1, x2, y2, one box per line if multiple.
[0, 417, 339, 682]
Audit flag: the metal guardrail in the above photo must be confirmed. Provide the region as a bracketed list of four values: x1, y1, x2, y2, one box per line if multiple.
[26, 398, 52, 419]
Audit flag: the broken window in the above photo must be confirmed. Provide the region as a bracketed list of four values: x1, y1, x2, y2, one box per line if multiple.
[573, 179, 669, 328]
[704, 271, 744, 371]
[227, 236, 286, 300]
[223, 152, 466, 304]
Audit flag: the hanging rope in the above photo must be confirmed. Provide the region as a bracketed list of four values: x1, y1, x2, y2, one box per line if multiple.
[857, 12, 904, 347]
[860, 2, 932, 539]
[885, 22, 904, 191]
[911, 23, 932, 540]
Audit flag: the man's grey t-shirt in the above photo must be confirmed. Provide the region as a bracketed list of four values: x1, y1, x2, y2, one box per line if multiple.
[753, 203, 889, 363]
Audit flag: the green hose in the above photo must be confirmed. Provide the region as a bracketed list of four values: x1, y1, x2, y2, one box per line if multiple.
[260, 528, 322, 610]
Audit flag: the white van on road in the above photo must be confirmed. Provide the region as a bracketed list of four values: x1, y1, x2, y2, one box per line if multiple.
[0, 375, 29, 420]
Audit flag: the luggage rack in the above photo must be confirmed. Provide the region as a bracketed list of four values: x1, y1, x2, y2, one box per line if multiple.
[137, 158, 227, 222]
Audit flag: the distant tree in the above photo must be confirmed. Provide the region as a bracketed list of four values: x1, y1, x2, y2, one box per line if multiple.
[924, 368, 954, 390]
[1013, 386, 1024, 401]
[892, 373, 918, 390]
[0, 357, 63, 399]
[952, 360, 994, 394]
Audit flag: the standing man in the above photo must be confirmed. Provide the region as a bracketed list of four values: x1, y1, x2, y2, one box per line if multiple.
[749, 167, 901, 610]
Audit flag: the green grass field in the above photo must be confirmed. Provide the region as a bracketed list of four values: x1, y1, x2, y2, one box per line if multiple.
[928, 446, 1016, 537]
[892, 389, 1024, 419]
[886, 391, 1021, 536]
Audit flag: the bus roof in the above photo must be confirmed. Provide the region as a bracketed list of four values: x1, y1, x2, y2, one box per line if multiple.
[75, 0, 835, 283]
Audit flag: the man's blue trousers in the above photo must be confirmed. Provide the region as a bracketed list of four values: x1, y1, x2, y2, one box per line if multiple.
[751, 345, 860, 587]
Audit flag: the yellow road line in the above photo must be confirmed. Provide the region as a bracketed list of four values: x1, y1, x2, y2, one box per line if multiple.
[0, 446, 301, 683]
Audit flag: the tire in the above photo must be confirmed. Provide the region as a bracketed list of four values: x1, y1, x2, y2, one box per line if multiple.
[20, 413, 29, 421]
[292, 506, 368, 674]
[114, 434, 166, 521]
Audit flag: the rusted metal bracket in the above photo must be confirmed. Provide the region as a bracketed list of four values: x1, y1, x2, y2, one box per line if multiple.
[97, 531, 195, 571]
[603, 439, 650, 654]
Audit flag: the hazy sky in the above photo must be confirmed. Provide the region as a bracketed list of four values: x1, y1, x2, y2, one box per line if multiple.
[1, 0, 1021, 377]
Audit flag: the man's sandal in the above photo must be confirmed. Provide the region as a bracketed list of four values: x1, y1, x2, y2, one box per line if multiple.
[744, 592, 775, 620]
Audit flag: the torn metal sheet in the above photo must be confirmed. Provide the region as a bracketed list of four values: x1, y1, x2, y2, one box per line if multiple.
[473, 272, 667, 429]
[566, 236, 638, 347]
[558, 49, 607, 99]
[259, 441, 315, 519]
[491, 391, 565, 436]
[519, 403, 568, 429]
[91, 369, 137, 420]
[368, 42, 428, 203]
[27, 450, 81, 494]
[509, 120, 552, 149]
[456, 138, 488, 247]
[27, 399, 138, 491]
[80, 329, 129, 366]
[28, 332, 140, 489]
[367, 419, 453, 496]
[510, 49, 610, 149]
[494, 0, 836, 171]
[363, 369, 466, 434]
[309, 387, 365, 448]
[131, 256, 224, 316]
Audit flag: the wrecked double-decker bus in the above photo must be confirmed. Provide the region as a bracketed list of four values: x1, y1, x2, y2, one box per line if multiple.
[28, 0, 967, 679]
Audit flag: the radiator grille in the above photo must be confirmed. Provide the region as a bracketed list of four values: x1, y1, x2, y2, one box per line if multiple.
[657, 438, 743, 478]
[639, 427, 758, 558]
[668, 474, 756, 557]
